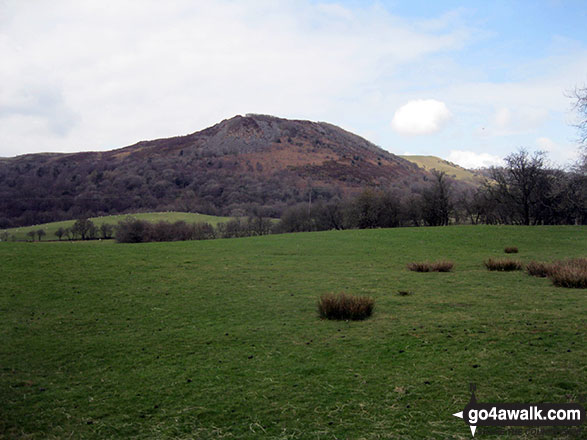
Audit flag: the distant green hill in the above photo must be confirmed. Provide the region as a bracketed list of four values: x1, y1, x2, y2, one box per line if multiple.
[2, 212, 232, 241]
[400, 155, 488, 185]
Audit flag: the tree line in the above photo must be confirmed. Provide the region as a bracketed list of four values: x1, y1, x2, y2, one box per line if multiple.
[112, 147, 587, 243]
[17, 219, 115, 242]
[278, 149, 586, 232]
[4, 145, 586, 244]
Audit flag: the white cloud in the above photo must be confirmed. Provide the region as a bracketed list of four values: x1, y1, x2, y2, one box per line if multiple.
[391, 99, 452, 135]
[491, 106, 549, 135]
[0, 0, 584, 161]
[0, 0, 469, 156]
[447, 150, 503, 169]
[494, 107, 512, 128]
[536, 136, 556, 152]
[535, 137, 579, 166]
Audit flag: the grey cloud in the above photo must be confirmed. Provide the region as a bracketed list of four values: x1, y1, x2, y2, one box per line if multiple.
[0, 86, 78, 136]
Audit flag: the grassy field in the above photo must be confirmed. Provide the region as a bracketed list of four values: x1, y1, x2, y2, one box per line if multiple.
[400, 155, 487, 185]
[1, 226, 585, 439]
[2, 212, 233, 241]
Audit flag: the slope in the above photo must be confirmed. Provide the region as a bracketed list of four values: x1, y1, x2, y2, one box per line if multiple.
[0, 114, 431, 227]
[1, 211, 233, 241]
[400, 155, 488, 185]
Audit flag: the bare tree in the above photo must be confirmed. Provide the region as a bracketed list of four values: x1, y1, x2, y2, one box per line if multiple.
[36, 229, 46, 241]
[570, 86, 587, 174]
[571, 85, 587, 147]
[27, 230, 36, 241]
[487, 149, 548, 225]
[55, 227, 65, 241]
[566, 88, 587, 224]
[421, 170, 453, 226]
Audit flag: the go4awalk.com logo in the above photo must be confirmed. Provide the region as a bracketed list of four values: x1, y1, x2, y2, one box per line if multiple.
[452, 384, 585, 437]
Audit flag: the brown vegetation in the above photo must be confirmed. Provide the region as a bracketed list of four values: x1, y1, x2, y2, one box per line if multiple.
[545, 258, 587, 288]
[504, 246, 519, 253]
[525, 261, 552, 277]
[317, 293, 374, 320]
[484, 258, 523, 271]
[407, 260, 454, 272]
[525, 258, 586, 288]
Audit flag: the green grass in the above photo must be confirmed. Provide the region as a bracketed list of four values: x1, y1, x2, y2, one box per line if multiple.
[2, 212, 233, 241]
[1, 225, 585, 439]
[400, 155, 487, 184]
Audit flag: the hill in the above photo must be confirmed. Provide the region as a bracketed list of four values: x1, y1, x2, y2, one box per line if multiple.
[1, 211, 233, 241]
[1, 225, 585, 438]
[0, 114, 431, 228]
[400, 155, 488, 185]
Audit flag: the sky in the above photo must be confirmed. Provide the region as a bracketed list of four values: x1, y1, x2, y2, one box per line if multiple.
[1, 0, 586, 168]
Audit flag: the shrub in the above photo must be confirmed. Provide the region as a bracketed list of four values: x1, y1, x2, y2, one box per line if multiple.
[150, 221, 194, 242]
[407, 260, 454, 272]
[547, 258, 587, 288]
[193, 222, 216, 240]
[526, 261, 552, 277]
[217, 218, 249, 238]
[115, 218, 216, 243]
[318, 293, 374, 320]
[99, 223, 114, 239]
[432, 260, 455, 272]
[504, 246, 519, 254]
[484, 258, 523, 271]
[115, 218, 153, 243]
[55, 227, 65, 241]
[72, 218, 96, 240]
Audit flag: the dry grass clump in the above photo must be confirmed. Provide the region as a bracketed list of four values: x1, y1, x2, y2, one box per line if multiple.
[407, 260, 454, 272]
[407, 262, 430, 272]
[484, 258, 523, 271]
[525, 261, 552, 277]
[504, 246, 519, 254]
[318, 293, 374, 320]
[547, 258, 587, 288]
[525, 258, 586, 288]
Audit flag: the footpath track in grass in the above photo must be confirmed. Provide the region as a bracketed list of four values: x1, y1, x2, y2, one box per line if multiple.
[1, 225, 585, 439]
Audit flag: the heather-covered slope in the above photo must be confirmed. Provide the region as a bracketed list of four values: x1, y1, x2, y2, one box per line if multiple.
[0, 114, 430, 227]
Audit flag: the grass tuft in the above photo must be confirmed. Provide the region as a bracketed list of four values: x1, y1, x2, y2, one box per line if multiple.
[526, 261, 552, 277]
[407, 260, 454, 272]
[525, 258, 586, 288]
[318, 293, 374, 320]
[504, 246, 519, 253]
[546, 258, 587, 288]
[484, 258, 523, 271]
[407, 262, 430, 272]
[432, 260, 455, 272]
